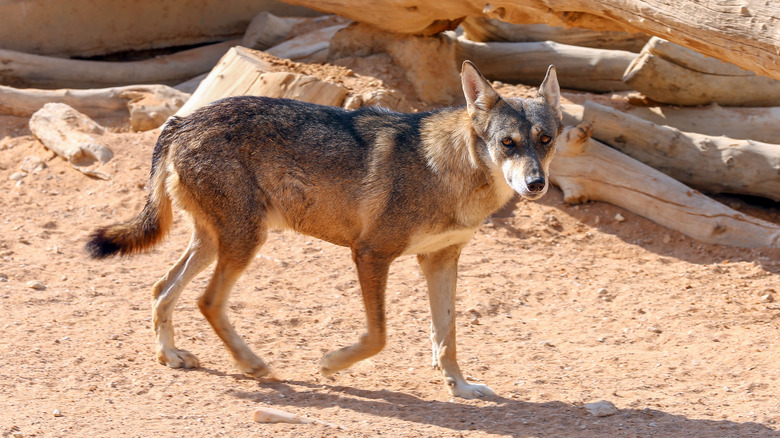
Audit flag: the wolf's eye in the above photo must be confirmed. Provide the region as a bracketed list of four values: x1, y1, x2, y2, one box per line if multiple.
[540, 134, 551, 144]
[501, 137, 514, 147]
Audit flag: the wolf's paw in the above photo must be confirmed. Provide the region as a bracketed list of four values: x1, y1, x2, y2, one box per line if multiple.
[240, 362, 272, 379]
[451, 382, 496, 399]
[158, 348, 200, 369]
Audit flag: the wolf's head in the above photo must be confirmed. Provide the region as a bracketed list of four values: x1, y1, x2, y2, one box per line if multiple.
[461, 60, 562, 201]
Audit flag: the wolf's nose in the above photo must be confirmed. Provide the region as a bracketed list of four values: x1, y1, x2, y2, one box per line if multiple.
[526, 176, 546, 193]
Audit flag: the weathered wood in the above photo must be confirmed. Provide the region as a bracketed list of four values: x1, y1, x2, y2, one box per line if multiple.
[582, 101, 780, 201]
[461, 17, 650, 52]
[561, 102, 780, 144]
[457, 38, 635, 92]
[0, 41, 236, 89]
[0, 0, 319, 57]
[175, 47, 347, 117]
[0, 84, 189, 131]
[267, 24, 348, 63]
[328, 23, 462, 105]
[28, 103, 113, 179]
[241, 12, 310, 50]
[624, 38, 780, 106]
[550, 124, 780, 249]
[280, 0, 780, 80]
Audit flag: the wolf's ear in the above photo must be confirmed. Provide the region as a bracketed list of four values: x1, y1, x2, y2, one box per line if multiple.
[461, 60, 499, 116]
[538, 65, 562, 121]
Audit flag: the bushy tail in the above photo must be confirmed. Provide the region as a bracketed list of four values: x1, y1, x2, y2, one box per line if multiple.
[85, 118, 182, 259]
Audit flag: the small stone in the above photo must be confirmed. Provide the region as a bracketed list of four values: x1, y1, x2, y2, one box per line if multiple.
[586, 400, 618, 417]
[53, 409, 62, 417]
[20, 156, 46, 173]
[9, 172, 27, 181]
[648, 326, 663, 334]
[0, 273, 7, 282]
[26, 280, 46, 291]
[761, 294, 774, 303]
[662, 234, 672, 244]
[614, 213, 626, 223]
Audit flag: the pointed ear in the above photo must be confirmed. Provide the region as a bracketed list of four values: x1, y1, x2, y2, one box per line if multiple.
[538, 65, 562, 120]
[461, 60, 499, 116]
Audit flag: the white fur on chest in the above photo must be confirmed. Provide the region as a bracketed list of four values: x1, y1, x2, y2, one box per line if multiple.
[403, 228, 477, 256]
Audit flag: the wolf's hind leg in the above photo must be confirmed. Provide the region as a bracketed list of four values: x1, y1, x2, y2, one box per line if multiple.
[418, 245, 495, 399]
[321, 248, 390, 376]
[198, 228, 270, 378]
[152, 224, 217, 369]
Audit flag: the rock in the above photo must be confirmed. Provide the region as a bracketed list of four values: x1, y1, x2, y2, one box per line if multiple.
[9, 172, 26, 181]
[26, 280, 46, 291]
[614, 213, 626, 222]
[53, 409, 62, 417]
[761, 293, 774, 303]
[20, 156, 46, 173]
[0, 273, 8, 282]
[585, 400, 618, 417]
[648, 326, 663, 334]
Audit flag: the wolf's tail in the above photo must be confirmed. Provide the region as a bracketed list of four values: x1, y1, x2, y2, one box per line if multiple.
[85, 117, 183, 259]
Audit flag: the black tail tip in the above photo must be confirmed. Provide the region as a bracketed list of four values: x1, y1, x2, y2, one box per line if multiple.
[85, 229, 121, 259]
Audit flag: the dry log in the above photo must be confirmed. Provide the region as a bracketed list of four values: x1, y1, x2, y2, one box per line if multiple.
[624, 38, 780, 106]
[0, 0, 320, 58]
[281, 0, 780, 81]
[267, 24, 348, 63]
[241, 12, 310, 50]
[175, 47, 347, 117]
[582, 101, 780, 201]
[456, 38, 635, 92]
[28, 103, 113, 179]
[550, 124, 780, 249]
[560, 102, 780, 144]
[0, 41, 236, 89]
[460, 17, 650, 52]
[0, 84, 189, 131]
[620, 104, 780, 145]
[328, 23, 462, 105]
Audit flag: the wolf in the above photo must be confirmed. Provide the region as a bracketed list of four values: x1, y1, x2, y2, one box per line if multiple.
[86, 61, 562, 399]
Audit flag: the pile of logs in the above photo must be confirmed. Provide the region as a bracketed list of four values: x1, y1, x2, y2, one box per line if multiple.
[3, 4, 779, 249]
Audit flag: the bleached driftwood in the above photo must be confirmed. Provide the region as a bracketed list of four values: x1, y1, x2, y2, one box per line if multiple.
[456, 37, 635, 92]
[28, 103, 113, 179]
[0, 84, 189, 131]
[267, 24, 348, 63]
[175, 47, 347, 117]
[550, 125, 780, 249]
[280, 0, 780, 81]
[621, 104, 780, 144]
[241, 12, 310, 50]
[560, 102, 780, 144]
[460, 17, 650, 52]
[328, 23, 462, 105]
[624, 38, 780, 106]
[582, 101, 780, 201]
[0, 40, 235, 89]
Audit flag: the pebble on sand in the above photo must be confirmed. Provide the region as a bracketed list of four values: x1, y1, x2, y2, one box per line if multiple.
[585, 400, 619, 417]
[26, 280, 46, 291]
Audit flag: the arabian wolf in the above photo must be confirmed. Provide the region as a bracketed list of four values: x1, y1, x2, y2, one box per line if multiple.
[86, 61, 562, 398]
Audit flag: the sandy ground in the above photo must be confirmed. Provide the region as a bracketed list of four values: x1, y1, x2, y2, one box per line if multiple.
[1, 67, 780, 438]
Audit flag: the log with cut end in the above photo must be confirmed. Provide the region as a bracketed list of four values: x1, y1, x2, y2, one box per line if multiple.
[460, 17, 650, 52]
[0, 40, 235, 89]
[550, 124, 780, 249]
[0, 84, 189, 131]
[582, 101, 780, 201]
[267, 24, 348, 63]
[624, 38, 780, 106]
[456, 38, 635, 92]
[174, 47, 348, 117]
[28, 103, 113, 179]
[280, 0, 780, 81]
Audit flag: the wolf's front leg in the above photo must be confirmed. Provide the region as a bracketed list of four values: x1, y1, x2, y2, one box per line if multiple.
[418, 245, 496, 399]
[321, 249, 390, 376]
